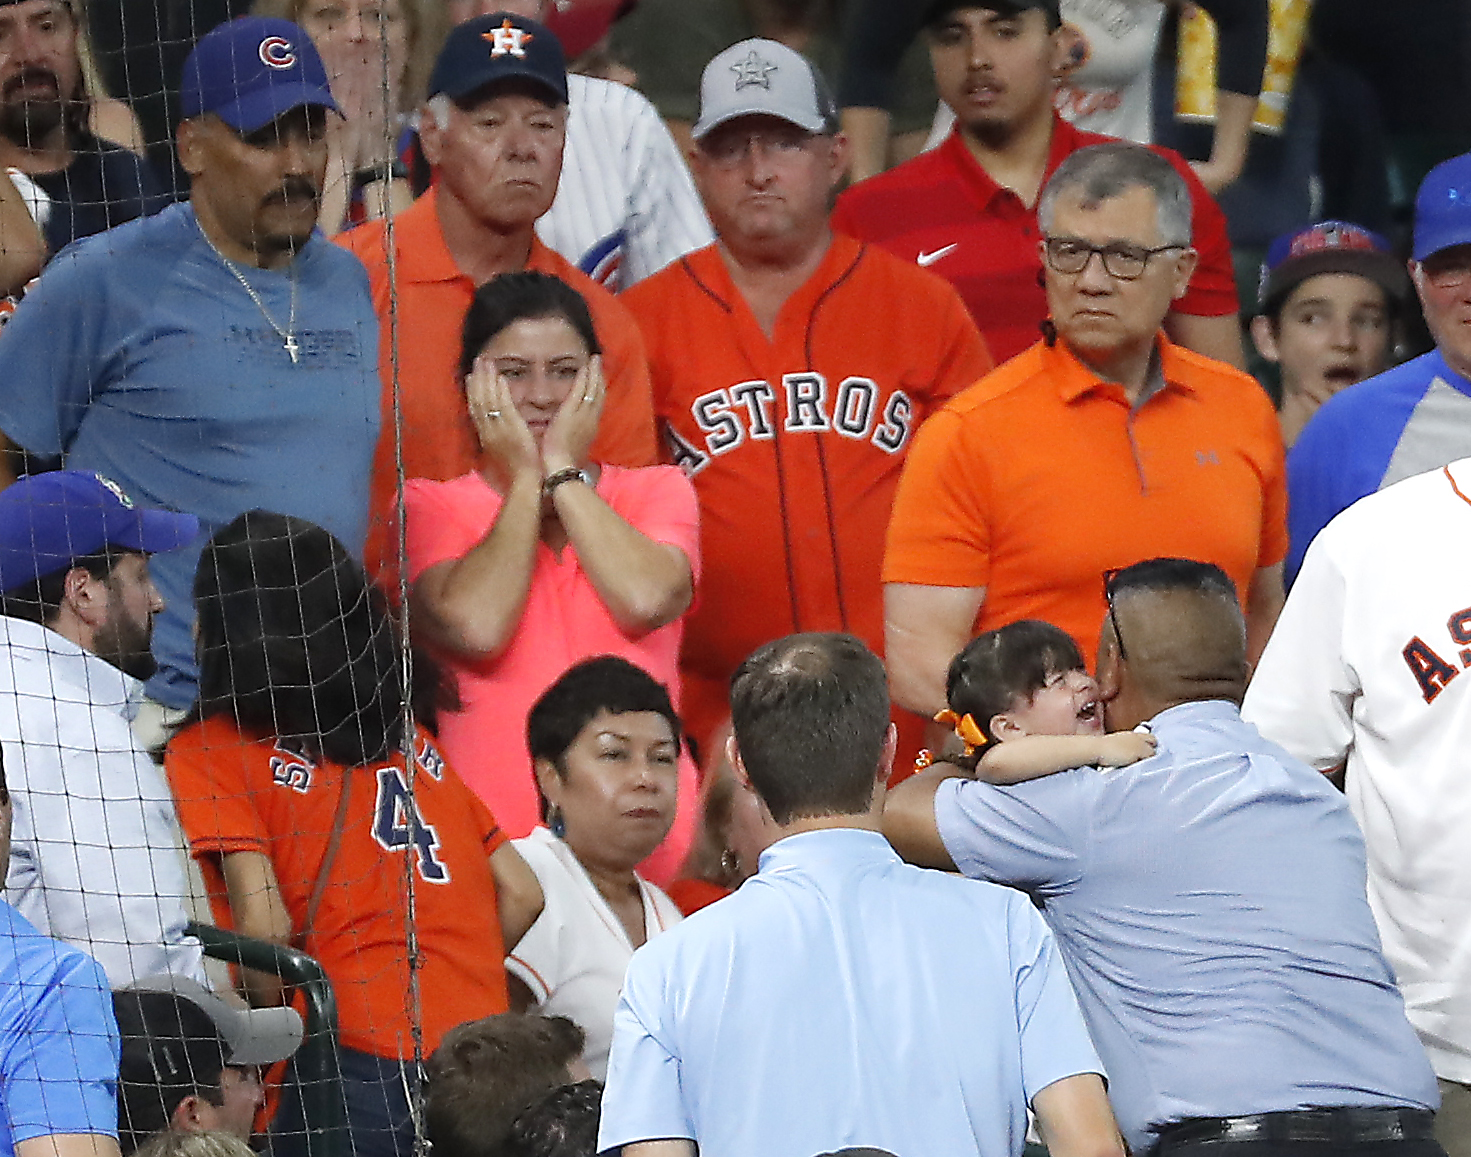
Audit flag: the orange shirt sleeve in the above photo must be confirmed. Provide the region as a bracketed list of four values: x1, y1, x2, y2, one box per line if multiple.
[883, 407, 994, 590]
[1256, 396, 1289, 570]
[164, 721, 269, 858]
[922, 278, 994, 407]
[587, 290, 659, 468]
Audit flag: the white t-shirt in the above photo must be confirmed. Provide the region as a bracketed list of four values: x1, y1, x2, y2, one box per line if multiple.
[1243, 458, 1471, 1083]
[506, 826, 682, 1079]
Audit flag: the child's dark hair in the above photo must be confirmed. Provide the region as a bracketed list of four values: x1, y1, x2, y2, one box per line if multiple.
[945, 621, 1088, 760]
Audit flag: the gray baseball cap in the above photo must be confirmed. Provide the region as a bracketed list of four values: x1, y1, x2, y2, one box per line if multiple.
[125, 974, 304, 1067]
[692, 38, 838, 142]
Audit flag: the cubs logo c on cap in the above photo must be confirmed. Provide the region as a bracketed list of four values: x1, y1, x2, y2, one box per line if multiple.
[258, 36, 298, 69]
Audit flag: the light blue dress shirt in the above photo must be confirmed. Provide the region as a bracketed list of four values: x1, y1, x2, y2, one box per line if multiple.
[936, 700, 1438, 1153]
[598, 827, 1102, 1157]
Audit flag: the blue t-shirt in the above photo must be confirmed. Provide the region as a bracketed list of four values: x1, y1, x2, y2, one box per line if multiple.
[599, 828, 1103, 1157]
[0, 201, 382, 707]
[0, 901, 120, 1156]
[1286, 349, 1471, 584]
[935, 700, 1439, 1153]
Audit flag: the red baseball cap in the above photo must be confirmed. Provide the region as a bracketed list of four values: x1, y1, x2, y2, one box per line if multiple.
[542, 0, 635, 61]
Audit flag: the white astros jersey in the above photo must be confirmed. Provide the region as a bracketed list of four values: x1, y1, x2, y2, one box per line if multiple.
[535, 74, 713, 290]
[1242, 457, 1471, 1083]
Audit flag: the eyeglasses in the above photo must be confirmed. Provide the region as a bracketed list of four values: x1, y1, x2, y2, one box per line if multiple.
[1043, 236, 1186, 281]
[1419, 248, 1471, 290]
[1103, 568, 1128, 662]
[699, 125, 816, 166]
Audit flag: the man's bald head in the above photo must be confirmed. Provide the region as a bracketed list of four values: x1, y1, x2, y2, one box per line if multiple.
[1098, 559, 1249, 730]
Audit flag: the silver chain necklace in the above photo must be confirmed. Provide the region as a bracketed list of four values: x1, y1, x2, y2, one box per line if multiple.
[196, 217, 301, 364]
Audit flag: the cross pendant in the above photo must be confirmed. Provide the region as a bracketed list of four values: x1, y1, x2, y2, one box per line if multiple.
[285, 334, 300, 364]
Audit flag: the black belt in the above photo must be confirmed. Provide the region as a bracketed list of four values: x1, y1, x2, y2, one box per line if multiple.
[1152, 1108, 1437, 1151]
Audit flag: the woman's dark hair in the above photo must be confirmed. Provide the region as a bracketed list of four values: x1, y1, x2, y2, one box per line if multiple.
[193, 511, 450, 767]
[946, 621, 1088, 747]
[526, 656, 681, 820]
[458, 272, 602, 382]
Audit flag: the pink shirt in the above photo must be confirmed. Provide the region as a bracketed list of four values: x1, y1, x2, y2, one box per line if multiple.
[405, 466, 701, 885]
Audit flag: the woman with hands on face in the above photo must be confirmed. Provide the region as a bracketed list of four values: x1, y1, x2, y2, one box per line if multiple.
[405, 271, 701, 886]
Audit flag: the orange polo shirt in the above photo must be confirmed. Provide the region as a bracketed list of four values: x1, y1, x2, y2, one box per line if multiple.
[339, 190, 658, 582]
[884, 335, 1287, 661]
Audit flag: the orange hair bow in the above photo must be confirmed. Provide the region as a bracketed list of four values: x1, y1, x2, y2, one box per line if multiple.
[934, 708, 988, 757]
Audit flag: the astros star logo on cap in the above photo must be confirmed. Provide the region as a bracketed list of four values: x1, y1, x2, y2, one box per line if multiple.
[483, 17, 534, 58]
[730, 48, 777, 90]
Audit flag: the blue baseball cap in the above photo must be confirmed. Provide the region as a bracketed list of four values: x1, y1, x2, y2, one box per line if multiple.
[1257, 220, 1408, 316]
[0, 472, 200, 592]
[429, 12, 568, 106]
[180, 17, 340, 134]
[1414, 152, 1471, 262]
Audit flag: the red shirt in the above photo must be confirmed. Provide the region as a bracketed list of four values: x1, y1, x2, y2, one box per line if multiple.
[831, 118, 1239, 364]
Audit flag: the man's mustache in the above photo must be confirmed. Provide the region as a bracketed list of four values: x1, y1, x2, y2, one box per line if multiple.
[2, 67, 59, 100]
[260, 176, 321, 208]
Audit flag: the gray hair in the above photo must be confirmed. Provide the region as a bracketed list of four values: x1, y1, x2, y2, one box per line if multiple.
[426, 93, 454, 131]
[1037, 142, 1194, 247]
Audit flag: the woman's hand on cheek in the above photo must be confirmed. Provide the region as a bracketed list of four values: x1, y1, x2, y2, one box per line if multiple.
[468, 356, 541, 482]
[541, 355, 606, 476]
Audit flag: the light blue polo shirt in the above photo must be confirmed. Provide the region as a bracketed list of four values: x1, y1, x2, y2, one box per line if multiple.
[936, 700, 1438, 1154]
[598, 827, 1103, 1157]
[1286, 349, 1471, 585]
[0, 201, 381, 708]
[0, 901, 119, 1155]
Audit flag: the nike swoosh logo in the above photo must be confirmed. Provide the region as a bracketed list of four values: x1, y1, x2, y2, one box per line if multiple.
[917, 243, 958, 266]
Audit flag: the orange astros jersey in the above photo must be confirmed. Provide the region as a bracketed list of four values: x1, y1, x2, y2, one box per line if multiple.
[622, 235, 992, 754]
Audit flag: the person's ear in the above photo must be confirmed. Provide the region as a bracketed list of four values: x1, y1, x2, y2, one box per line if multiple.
[826, 131, 851, 190]
[988, 711, 1026, 742]
[875, 722, 897, 788]
[1249, 314, 1280, 364]
[176, 117, 208, 179]
[725, 733, 753, 791]
[533, 757, 564, 809]
[1096, 635, 1123, 702]
[418, 104, 447, 169]
[169, 1091, 218, 1131]
[60, 566, 108, 627]
[1170, 247, 1200, 300]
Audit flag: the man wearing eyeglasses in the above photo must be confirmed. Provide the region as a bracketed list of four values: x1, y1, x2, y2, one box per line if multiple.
[884, 142, 1286, 725]
[620, 38, 992, 762]
[1283, 153, 1471, 586]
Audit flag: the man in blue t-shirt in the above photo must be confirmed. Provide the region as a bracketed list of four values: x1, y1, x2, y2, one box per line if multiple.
[1286, 152, 1471, 583]
[0, 15, 381, 740]
[0, 747, 123, 1157]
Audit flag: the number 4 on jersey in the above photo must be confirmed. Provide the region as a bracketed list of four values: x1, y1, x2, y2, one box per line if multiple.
[372, 767, 450, 882]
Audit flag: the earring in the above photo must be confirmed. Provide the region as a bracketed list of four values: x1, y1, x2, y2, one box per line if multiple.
[719, 848, 740, 882]
[549, 806, 566, 840]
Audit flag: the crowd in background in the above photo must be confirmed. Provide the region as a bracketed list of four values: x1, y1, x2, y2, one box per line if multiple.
[0, 1, 1469, 1157]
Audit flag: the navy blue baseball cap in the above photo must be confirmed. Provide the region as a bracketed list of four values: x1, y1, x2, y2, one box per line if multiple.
[179, 17, 340, 134]
[0, 472, 200, 592]
[429, 12, 568, 106]
[1257, 220, 1409, 316]
[1414, 151, 1471, 262]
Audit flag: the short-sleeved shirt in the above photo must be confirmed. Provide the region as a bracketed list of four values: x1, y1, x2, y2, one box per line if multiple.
[506, 827, 682, 1081]
[403, 466, 700, 859]
[934, 700, 1439, 1153]
[0, 201, 381, 709]
[884, 335, 1287, 661]
[831, 118, 1239, 364]
[1243, 460, 1471, 1082]
[337, 190, 659, 584]
[31, 132, 170, 254]
[0, 901, 119, 1157]
[0, 617, 204, 988]
[166, 714, 511, 1058]
[622, 237, 992, 749]
[1285, 349, 1471, 584]
[610, 0, 941, 136]
[598, 828, 1103, 1157]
